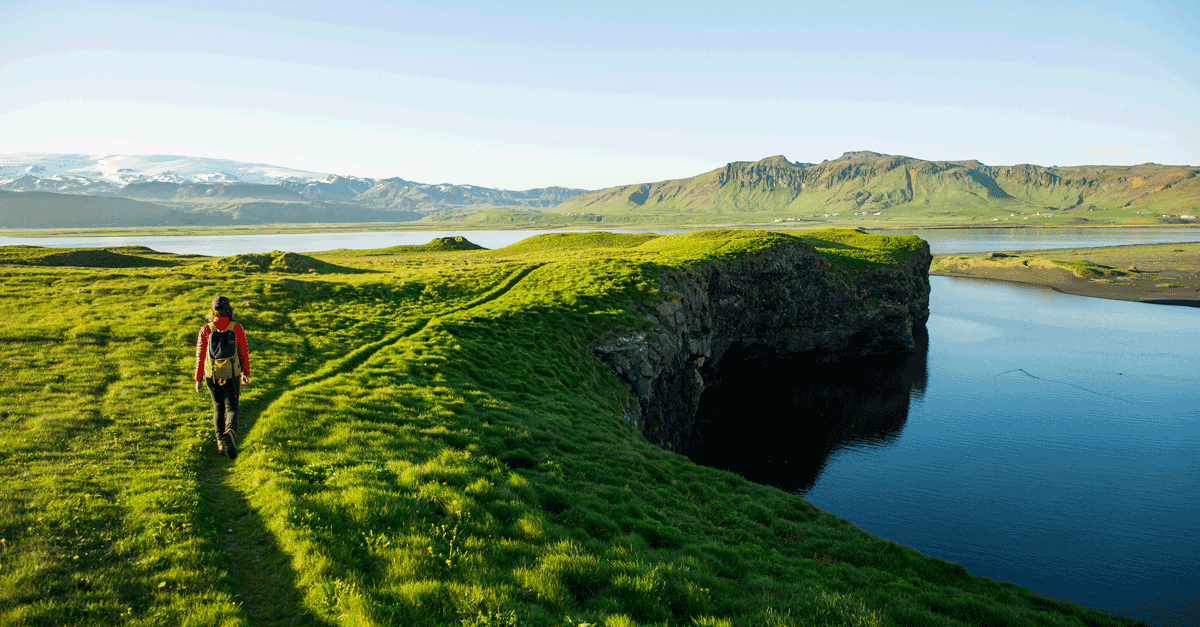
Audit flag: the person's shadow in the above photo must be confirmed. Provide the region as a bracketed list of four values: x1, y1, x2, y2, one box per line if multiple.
[196, 371, 338, 626]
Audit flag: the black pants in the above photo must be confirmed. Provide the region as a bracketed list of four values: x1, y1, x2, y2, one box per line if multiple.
[206, 378, 240, 438]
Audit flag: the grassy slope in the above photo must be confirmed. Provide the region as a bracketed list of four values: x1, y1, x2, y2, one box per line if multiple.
[0, 192, 189, 229]
[553, 156, 1200, 228]
[0, 232, 1143, 627]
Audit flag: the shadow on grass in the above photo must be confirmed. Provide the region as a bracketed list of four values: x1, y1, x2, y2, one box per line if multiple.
[0, 246, 181, 267]
[196, 394, 338, 627]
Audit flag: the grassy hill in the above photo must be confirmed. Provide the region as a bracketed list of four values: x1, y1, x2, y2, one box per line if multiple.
[0, 231, 1145, 626]
[556, 152, 1200, 227]
[0, 190, 422, 228]
[0, 191, 198, 228]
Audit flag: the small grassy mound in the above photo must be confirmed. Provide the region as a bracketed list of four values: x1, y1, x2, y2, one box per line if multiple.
[499, 231, 660, 253]
[1044, 258, 1127, 279]
[421, 236, 486, 251]
[325, 236, 488, 259]
[208, 250, 367, 274]
[931, 254, 1127, 279]
[0, 245, 182, 268]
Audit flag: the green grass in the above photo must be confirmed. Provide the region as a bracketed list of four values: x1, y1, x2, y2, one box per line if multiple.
[931, 254, 1128, 279]
[1041, 259, 1127, 279]
[0, 231, 1144, 626]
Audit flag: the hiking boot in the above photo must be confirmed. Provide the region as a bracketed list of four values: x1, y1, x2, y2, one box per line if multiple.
[221, 429, 237, 460]
[216, 437, 225, 456]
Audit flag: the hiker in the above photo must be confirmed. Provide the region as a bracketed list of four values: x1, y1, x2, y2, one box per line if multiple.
[194, 296, 251, 459]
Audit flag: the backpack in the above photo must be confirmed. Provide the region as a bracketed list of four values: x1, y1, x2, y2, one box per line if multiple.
[206, 322, 241, 383]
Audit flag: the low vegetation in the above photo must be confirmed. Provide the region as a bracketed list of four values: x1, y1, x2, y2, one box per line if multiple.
[0, 230, 1143, 626]
[932, 253, 1128, 279]
[931, 242, 1200, 303]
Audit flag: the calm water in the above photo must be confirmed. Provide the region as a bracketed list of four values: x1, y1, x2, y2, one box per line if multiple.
[880, 227, 1200, 253]
[0, 229, 682, 256]
[688, 277, 1199, 627]
[3, 226, 1200, 255]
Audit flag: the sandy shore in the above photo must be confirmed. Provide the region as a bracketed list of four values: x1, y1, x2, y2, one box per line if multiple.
[931, 242, 1200, 307]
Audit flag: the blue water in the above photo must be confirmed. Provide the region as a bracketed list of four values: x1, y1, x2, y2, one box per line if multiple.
[3, 226, 1199, 255]
[880, 227, 1200, 253]
[0, 228, 683, 256]
[690, 277, 1199, 626]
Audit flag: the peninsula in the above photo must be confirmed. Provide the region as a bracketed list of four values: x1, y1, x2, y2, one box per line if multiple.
[0, 230, 1144, 626]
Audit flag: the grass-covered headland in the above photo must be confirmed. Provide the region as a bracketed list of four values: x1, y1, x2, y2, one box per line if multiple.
[0, 231, 1143, 626]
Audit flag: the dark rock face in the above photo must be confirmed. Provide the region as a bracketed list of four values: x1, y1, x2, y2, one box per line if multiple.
[591, 239, 931, 450]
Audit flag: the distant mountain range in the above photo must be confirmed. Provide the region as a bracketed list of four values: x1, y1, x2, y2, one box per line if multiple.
[556, 151, 1200, 221]
[0, 154, 583, 228]
[2, 152, 1197, 229]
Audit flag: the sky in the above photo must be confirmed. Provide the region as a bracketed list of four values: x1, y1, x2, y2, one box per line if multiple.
[1, 0, 1198, 190]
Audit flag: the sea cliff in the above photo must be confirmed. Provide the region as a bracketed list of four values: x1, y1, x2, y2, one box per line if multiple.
[592, 235, 931, 449]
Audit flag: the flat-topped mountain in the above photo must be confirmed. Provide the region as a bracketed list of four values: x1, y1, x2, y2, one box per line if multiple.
[558, 152, 1200, 222]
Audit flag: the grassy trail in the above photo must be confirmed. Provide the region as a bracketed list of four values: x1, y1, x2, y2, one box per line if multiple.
[199, 263, 547, 624]
[197, 452, 332, 626]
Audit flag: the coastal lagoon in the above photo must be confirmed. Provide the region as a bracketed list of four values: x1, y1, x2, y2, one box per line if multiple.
[0, 229, 684, 256]
[883, 227, 1200, 254]
[690, 276, 1198, 627]
[4, 226, 1200, 256]
[6, 227, 1195, 624]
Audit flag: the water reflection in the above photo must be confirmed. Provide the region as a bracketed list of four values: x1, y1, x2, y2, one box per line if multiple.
[684, 331, 929, 493]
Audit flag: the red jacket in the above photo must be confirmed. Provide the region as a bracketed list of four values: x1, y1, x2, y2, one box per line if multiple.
[194, 317, 251, 382]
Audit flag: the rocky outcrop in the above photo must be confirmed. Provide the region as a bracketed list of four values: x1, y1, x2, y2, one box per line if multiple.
[591, 239, 931, 450]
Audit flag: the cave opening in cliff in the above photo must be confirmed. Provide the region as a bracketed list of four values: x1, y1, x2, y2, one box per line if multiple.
[683, 330, 929, 494]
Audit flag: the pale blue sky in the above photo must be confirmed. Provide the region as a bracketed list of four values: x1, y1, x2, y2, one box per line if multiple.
[2, 0, 1197, 189]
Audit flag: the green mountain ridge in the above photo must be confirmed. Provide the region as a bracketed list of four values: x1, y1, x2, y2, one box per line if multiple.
[0, 191, 197, 228]
[0, 191, 425, 228]
[558, 152, 1200, 222]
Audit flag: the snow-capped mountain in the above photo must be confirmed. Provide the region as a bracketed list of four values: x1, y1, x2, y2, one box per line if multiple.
[0, 154, 581, 205]
[0, 153, 330, 192]
[0, 153, 585, 230]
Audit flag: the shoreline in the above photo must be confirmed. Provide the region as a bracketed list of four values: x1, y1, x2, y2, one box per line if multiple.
[933, 270, 1200, 307]
[2, 221, 1199, 239]
[932, 241, 1200, 307]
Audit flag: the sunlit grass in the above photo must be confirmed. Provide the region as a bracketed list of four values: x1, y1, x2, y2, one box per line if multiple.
[0, 231, 1143, 626]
